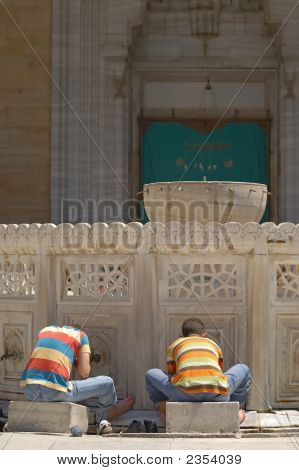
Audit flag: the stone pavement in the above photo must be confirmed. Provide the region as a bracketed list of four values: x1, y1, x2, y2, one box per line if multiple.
[1, 433, 299, 450]
[86, 408, 299, 431]
[2, 401, 299, 450]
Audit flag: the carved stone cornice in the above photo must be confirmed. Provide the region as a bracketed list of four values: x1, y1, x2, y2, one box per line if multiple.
[132, 58, 280, 70]
[0, 222, 299, 255]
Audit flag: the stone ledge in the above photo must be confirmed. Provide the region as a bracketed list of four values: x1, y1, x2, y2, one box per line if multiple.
[166, 402, 240, 434]
[0, 222, 298, 255]
[7, 401, 89, 434]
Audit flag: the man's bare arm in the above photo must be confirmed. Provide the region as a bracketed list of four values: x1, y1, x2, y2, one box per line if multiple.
[77, 352, 91, 379]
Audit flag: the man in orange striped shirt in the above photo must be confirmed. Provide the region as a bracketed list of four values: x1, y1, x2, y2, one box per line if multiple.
[145, 318, 250, 423]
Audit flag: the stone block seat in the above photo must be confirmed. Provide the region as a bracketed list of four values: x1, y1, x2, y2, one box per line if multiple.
[166, 402, 240, 434]
[7, 401, 89, 434]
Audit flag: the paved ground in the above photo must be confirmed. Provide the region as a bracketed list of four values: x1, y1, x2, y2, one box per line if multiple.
[1, 433, 299, 450]
[2, 403, 299, 450]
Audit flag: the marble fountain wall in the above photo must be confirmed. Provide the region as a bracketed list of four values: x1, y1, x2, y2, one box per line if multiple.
[1, 222, 299, 411]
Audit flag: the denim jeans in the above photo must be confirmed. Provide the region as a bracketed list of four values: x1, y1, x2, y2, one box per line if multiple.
[145, 364, 251, 405]
[24, 376, 117, 423]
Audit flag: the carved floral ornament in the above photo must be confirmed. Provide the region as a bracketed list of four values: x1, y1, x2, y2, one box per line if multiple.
[1, 329, 24, 365]
[283, 69, 297, 101]
[0, 222, 299, 254]
[146, 1, 263, 12]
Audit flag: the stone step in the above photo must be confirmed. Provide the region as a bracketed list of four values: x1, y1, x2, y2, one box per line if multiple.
[240, 410, 260, 428]
[286, 410, 299, 427]
[259, 413, 291, 428]
[166, 402, 240, 434]
[7, 401, 89, 434]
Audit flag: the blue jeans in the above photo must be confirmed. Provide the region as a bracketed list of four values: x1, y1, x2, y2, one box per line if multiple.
[24, 376, 117, 423]
[145, 364, 251, 405]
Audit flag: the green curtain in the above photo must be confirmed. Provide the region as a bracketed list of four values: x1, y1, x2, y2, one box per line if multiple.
[141, 121, 269, 222]
[142, 122, 268, 184]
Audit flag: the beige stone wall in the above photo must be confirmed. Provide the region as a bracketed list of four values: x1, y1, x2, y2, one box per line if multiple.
[0, 0, 52, 224]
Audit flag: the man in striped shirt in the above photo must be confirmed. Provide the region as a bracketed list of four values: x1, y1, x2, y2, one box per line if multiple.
[21, 325, 134, 432]
[145, 318, 250, 423]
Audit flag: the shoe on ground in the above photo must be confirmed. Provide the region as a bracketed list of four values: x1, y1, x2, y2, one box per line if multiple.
[97, 420, 113, 435]
[124, 419, 146, 433]
[144, 419, 158, 433]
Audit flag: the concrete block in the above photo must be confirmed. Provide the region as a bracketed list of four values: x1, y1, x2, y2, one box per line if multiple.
[7, 401, 89, 434]
[166, 402, 240, 434]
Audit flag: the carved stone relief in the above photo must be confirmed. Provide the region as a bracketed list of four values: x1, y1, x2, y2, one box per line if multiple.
[189, 1, 221, 38]
[168, 262, 238, 298]
[159, 257, 244, 301]
[221, 0, 262, 9]
[64, 262, 129, 300]
[290, 334, 299, 386]
[276, 263, 299, 299]
[0, 311, 32, 395]
[65, 312, 130, 398]
[58, 255, 132, 302]
[1, 327, 25, 380]
[239, 0, 262, 10]
[0, 258, 35, 297]
[276, 316, 299, 401]
[86, 329, 116, 384]
[147, 0, 184, 12]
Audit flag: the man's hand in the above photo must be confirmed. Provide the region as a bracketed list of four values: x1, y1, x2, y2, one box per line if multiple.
[77, 352, 91, 379]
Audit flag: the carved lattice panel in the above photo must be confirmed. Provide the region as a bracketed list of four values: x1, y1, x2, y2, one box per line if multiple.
[168, 262, 239, 299]
[63, 261, 129, 300]
[276, 263, 299, 299]
[0, 260, 35, 296]
[276, 316, 299, 401]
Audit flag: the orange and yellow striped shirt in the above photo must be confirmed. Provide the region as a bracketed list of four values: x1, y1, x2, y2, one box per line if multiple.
[167, 336, 228, 395]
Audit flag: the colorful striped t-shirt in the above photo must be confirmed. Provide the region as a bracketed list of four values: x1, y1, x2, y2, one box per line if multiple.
[167, 336, 228, 395]
[20, 326, 91, 393]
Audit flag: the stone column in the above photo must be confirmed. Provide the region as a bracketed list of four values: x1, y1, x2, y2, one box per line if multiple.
[51, 0, 132, 224]
[51, 0, 82, 224]
[247, 251, 270, 411]
[34, 254, 57, 337]
[133, 253, 156, 409]
[279, 61, 298, 222]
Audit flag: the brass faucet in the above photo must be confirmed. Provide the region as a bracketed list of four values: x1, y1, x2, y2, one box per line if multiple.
[90, 352, 102, 364]
[0, 348, 19, 362]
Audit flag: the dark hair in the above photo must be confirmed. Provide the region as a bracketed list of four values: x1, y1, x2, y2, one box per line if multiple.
[182, 318, 206, 337]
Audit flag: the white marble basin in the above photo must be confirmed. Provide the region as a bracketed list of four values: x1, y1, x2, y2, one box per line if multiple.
[143, 181, 268, 224]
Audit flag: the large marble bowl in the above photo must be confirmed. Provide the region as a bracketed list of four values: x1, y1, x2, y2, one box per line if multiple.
[143, 181, 268, 225]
